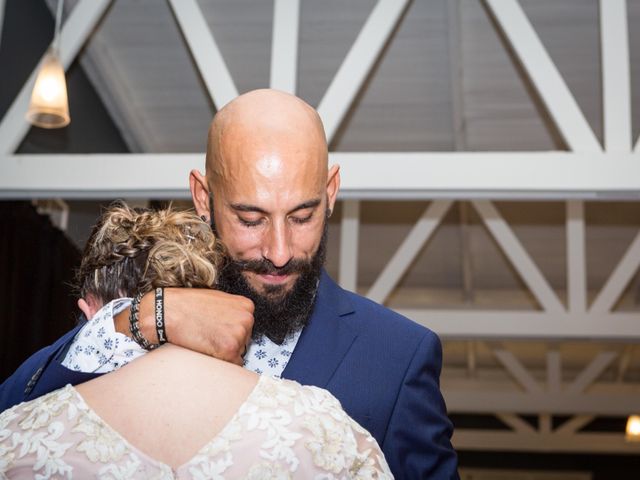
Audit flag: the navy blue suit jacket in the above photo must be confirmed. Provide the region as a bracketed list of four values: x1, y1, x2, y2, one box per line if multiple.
[1, 271, 458, 479]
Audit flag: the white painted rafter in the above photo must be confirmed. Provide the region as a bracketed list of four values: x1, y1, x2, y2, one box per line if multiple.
[484, 0, 601, 152]
[496, 413, 536, 434]
[168, 0, 238, 109]
[338, 200, 360, 291]
[3, 152, 640, 198]
[546, 350, 561, 394]
[566, 201, 587, 314]
[590, 230, 640, 314]
[453, 430, 640, 454]
[270, 0, 299, 94]
[555, 415, 594, 435]
[317, 0, 410, 142]
[367, 200, 453, 304]
[0, 0, 113, 155]
[494, 349, 542, 394]
[565, 352, 618, 395]
[472, 200, 564, 313]
[600, 0, 631, 152]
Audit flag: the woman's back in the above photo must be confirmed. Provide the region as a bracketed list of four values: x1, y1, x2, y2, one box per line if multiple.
[1, 345, 392, 478]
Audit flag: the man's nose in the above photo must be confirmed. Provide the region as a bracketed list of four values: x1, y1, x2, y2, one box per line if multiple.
[262, 222, 293, 268]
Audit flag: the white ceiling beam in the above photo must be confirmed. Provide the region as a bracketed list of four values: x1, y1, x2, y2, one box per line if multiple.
[168, 0, 238, 109]
[269, 0, 299, 94]
[367, 200, 453, 304]
[453, 430, 640, 454]
[484, 0, 601, 152]
[565, 351, 618, 395]
[566, 201, 587, 314]
[338, 200, 360, 291]
[444, 390, 640, 416]
[546, 350, 561, 394]
[555, 415, 595, 435]
[0, 0, 113, 155]
[399, 310, 640, 339]
[590, 230, 640, 314]
[317, 0, 410, 143]
[4, 152, 640, 198]
[496, 413, 536, 434]
[538, 413, 552, 434]
[600, 0, 631, 152]
[472, 200, 565, 313]
[494, 350, 542, 394]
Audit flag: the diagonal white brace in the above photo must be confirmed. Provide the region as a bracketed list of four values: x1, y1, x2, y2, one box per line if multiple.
[555, 415, 595, 435]
[496, 413, 536, 434]
[590, 230, 640, 314]
[168, 0, 238, 109]
[484, 0, 601, 152]
[367, 200, 452, 304]
[270, 0, 299, 94]
[600, 0, 631, 152]
[317, 0, 410, 143]
[494, 349, 543, 394]
[0, 0, 113, 155]
[472, 200, 565, 313]
[565, 351, 618, 395]
[339, 200, 360, 292]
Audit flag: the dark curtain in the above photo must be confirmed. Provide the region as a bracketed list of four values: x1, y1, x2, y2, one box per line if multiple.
[0, 202, 81, 381]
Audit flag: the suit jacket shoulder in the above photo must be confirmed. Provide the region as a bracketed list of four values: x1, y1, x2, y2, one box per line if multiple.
[0, 323, 99, 412]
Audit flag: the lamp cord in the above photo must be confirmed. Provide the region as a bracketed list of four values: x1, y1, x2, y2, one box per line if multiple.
[53, 0, 64, 53]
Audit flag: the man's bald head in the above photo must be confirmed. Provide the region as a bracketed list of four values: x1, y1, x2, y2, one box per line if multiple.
[190, 88, 340, 337]
[206, 89, 328, 190]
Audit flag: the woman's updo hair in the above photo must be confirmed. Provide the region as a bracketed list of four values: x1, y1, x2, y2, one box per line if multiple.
[76, 202, 222, 304]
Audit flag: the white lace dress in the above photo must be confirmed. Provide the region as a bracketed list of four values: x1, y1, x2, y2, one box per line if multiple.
[0, 375, 392, 479]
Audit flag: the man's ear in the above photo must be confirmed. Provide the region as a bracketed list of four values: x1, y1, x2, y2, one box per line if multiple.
[189, 169, 211, 220]
[326, 164, 340, 214]
[78, 294, 102, 320]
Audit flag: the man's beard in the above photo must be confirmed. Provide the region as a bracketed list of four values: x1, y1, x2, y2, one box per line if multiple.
[216, 220, 328, 345]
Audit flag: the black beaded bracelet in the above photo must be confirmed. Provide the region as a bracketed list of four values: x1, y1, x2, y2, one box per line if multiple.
[154, 287, 168, 345]
[129, 292, 159, 350]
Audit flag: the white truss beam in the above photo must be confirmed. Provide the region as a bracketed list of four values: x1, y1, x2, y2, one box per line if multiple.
[444, 389, 640, 416]
[555, 415, 594, 435]
[565, 352, 618, 395]
[484, 0, 601, 152]
[496, 414, 535, 434]
[617, 345, 634, 382]
[600, 0, 631, 152]
[590, 230, 640, 314]
[317, 0, 410, 142]
[4, 152, 640, 198]
[0, 0, 112, 155]
[400, 310, 640, 339]
[270, 0, 299, 94]
[538, 413, 552, 434]
[472, 200, 564, 313]
[168, 0, 238, 109]
[338, 200, 360, 291]
[453, 430, 640, 454]
[494, 350, 542, 394]
[566, 201, 587, 314]
[546, 350, 561, 394]
[367, 200, 453, 304]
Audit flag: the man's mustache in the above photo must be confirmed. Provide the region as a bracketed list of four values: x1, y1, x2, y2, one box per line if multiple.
[225, 257, 312, 276]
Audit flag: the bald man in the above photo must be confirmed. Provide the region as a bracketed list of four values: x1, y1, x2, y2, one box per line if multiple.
[1, 90, 458, 479]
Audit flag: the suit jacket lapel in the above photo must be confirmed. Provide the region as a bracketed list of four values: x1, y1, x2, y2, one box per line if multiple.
[282, 270, 357, 388]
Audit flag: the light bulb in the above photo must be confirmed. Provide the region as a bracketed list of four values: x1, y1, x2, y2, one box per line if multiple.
[26, 48, 70, 128]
